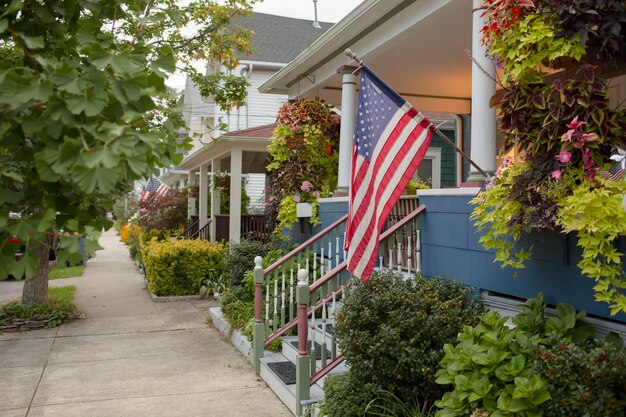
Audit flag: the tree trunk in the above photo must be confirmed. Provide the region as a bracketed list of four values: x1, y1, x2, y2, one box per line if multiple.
[22, 230, 52, 305]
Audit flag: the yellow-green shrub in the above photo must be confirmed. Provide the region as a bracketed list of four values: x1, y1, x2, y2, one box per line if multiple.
[144, 239, 227, 296]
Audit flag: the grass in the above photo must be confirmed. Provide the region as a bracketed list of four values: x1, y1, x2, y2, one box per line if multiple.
[48, 265, 84, 280]
[0, 286, 79, 328]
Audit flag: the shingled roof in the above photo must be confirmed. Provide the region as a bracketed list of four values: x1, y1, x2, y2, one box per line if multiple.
[235, 12, 333, 64]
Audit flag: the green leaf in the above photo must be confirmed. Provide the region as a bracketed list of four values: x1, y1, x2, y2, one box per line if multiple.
[72, 163, 121, 194]
[66, 94, 107, 117]
[0, 19, 7, 33]
[19, 34, 44, 49]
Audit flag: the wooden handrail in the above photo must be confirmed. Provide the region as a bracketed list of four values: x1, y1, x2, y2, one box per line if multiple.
[178, 218, 200, 239]
[310, 354, 345, 385]
[264, 284, 346, 348]
[263, 214, 348, 276]
[308, 204, 425, 293]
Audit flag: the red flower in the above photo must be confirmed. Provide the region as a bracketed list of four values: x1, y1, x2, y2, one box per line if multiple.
[512, 6, 520, 15]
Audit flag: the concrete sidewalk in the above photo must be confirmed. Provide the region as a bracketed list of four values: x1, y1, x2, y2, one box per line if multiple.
[0, 230, 291, 417]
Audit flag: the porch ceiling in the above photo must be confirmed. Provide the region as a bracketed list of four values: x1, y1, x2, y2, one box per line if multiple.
[260, 0, 473, 114]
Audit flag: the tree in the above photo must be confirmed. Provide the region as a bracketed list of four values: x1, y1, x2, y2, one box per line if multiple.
[0, 0, 257, 304]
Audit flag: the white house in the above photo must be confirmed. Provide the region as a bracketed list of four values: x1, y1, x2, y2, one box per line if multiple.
[162, 13, 334, 242]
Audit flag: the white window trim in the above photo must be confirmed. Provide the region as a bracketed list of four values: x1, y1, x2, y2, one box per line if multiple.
[423, 147, 442, 189]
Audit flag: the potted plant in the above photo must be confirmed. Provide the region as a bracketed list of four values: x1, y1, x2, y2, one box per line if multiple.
[266, 98, 340, 231]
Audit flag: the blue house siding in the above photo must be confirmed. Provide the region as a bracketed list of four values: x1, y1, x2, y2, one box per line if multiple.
[419, 193, 626, 323]
[431, 129, 457, 187]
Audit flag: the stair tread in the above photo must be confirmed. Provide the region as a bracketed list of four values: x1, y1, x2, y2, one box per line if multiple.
[288, 340, 332, 360]
[266, 360, 296, 385]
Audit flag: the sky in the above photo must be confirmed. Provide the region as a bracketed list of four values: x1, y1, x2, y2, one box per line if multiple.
[253, 0, 364, 23]
[166, 0, 364, 90]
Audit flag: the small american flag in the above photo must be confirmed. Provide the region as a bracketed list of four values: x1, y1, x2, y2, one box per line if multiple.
[139, 177, 163, 203]
[344, 66, 434, 281]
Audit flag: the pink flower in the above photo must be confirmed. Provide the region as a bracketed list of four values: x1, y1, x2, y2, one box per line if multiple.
[551, 170, 562, 180]
[300, 181, 313, 192]
[583, 133, 598, 142]
[313, 191, 321, 198]
[567, 116, 585, 129]
[561, 129, 575, 142]
[293, 194, 301, 203]
[556, 150, 572, 163]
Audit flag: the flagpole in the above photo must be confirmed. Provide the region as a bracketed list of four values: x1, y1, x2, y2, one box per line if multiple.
[344, 49, 491, 181]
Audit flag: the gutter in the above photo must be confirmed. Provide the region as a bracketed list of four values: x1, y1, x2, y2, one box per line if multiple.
[259, 0, 407, 95]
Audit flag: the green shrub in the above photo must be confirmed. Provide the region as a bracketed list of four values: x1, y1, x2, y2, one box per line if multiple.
[534, 337, 626, 417]
[320, 372, 383, 417]
[334, 270, 483, 407]
[144, 239, 227, 296]
[220, 285, 254, 308]
[434, 294, 618, 417]
[226, 238, 287, 287]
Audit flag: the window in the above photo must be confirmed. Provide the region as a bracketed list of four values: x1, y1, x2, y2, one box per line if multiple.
[413, 148, 441, 188]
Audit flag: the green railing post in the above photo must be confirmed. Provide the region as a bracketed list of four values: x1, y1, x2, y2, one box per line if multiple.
[295, 268, 311, 417]
[253, 256, 264, 374]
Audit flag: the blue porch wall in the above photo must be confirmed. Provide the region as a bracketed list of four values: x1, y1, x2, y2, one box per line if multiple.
[419, 192, 626, 323]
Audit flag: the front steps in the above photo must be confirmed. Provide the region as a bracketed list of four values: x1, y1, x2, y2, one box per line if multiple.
[210, 307, 347, 416]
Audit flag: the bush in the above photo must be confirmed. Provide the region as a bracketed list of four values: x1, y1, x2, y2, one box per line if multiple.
[434, 294, 624, 417]
[320, 373, 383, 417]
[126, 225, 143, 260]
[144, 239, 227, 296]
[226, 238, 287, 287]
[333, 270, 483, 407]
[534, 337, 626, 417]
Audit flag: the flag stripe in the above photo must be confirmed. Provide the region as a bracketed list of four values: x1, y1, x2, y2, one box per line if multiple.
[349, 109, 420, 238]
[344, 66, 434, 281]
[348, 122, 432, 277]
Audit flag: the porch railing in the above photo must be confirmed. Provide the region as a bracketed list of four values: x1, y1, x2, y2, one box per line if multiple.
[177, 218, 200, 240]
[252, 198, 425, 416]
[190, 219, 211, 241]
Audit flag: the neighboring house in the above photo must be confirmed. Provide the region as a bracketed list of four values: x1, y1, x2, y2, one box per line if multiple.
[160, 13, 333, 242]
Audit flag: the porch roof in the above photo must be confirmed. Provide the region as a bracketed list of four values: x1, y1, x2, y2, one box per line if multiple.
[259, 0, 472, 114]
[178, 124, 275, 172]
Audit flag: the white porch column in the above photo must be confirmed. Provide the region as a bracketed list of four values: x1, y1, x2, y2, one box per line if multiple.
[468, 0, 497, 182]
[187, 170, 197, 219]
[229, 147, 243, 243]
[210, 158, 221, 242]
[199, 164, 209, 228]
[336, 65, 358, 194]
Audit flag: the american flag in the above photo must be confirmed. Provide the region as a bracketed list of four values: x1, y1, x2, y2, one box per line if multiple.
[139, 177, 169, 203]
[344, 66, 434, 281]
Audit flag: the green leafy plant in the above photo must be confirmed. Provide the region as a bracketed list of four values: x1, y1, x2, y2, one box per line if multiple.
[199, 271, 227, 299]
[226, 238, 287, 287]
[143, 239, 227, 296]
[474, 0, 626, 315]
[434, 294, 600, 417]
[266, 98, 340, 231]
[557, 176, 626, 315]
[332, 270, 483, 410]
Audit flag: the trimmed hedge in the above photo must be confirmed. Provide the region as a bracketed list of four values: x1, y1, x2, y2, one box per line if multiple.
[144, 239, 227, 296]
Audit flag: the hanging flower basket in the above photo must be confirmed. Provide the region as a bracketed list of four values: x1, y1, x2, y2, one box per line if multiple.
[213, 172, 230, 190]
